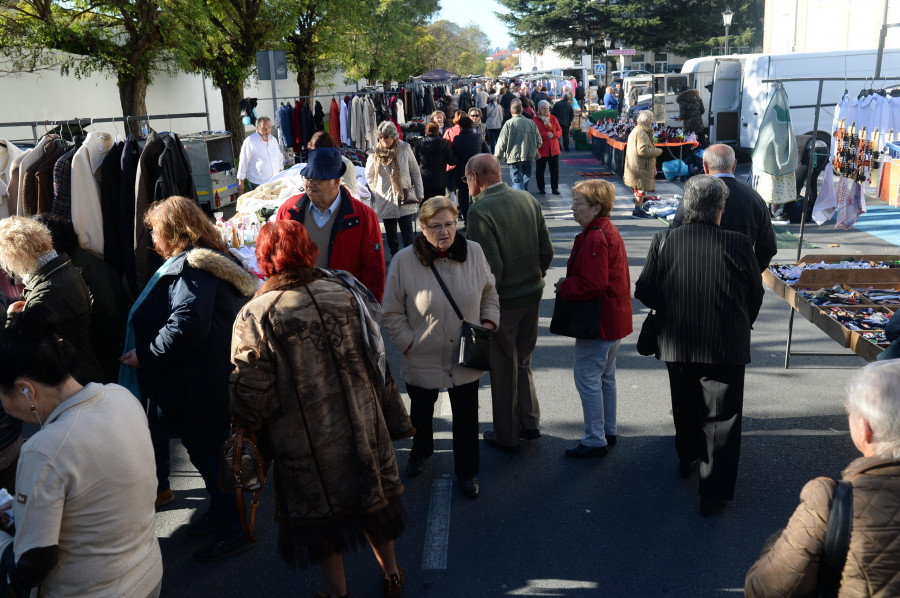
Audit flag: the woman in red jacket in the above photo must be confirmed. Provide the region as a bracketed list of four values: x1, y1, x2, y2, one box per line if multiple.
[555, 179, 633, 458]
[534, 100, 563, 195]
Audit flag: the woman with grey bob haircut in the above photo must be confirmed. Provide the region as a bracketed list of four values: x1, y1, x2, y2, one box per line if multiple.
[681, 175, 729, 225]
[366, 120, 424, 257]
[745, 359, 900, 597]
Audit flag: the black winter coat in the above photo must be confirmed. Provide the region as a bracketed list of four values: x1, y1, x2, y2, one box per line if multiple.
[133, 247, 257, 427]
[552, 98, 575, 127]
[414, 135, 455, 189]
[450, 130, 489, 183]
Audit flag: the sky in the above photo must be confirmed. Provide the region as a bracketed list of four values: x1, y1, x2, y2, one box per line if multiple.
[435, 0, 512, 51]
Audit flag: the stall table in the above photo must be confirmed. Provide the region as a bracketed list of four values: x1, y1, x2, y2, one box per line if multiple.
[587, 128, 698, 179]
[763, 254, 900, 365]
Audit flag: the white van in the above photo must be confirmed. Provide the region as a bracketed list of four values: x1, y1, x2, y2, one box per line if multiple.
[680, 49, 900, 151]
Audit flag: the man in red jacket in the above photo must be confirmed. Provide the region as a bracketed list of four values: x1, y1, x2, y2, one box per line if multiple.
[276, 148, 386, 302]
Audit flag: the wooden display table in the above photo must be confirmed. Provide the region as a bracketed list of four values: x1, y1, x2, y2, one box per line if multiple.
[763, 254, 900, 365]
[587, 128, 698, 178]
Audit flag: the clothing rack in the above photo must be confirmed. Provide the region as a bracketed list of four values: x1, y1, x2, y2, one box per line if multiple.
[0, 112, 209, 145]
[760, 76, 900, 368]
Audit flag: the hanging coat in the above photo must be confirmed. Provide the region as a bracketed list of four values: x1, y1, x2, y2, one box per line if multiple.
[329, 99, 341, 143]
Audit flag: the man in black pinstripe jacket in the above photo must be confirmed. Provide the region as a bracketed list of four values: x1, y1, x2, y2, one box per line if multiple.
[635, 175, 764, 517]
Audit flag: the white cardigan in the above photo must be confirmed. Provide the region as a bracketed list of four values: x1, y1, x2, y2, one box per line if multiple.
[71, 132, 113, 257]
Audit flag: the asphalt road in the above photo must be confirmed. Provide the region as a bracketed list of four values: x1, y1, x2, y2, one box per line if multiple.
[154, 146, 889, 598]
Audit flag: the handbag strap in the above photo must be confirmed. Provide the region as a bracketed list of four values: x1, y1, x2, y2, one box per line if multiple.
[430, 264, 464, 321]
[818, 480, 853, 598]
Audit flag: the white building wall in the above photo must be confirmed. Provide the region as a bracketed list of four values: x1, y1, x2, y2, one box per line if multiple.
[765, 0, 900, 54]
[0, 57, 364, 145]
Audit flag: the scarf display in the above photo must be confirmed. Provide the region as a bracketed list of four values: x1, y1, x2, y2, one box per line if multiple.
[373, 142, 404, 197]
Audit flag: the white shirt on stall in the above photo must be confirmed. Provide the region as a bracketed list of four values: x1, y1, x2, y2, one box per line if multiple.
[237, 131, 283, 185]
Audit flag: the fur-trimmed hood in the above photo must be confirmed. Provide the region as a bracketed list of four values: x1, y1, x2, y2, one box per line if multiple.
[413, 232, 468, 267]
[677, 88, 701, 102]
[177, 247, 259, 297]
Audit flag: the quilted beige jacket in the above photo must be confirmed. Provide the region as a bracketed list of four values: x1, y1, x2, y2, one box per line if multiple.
[623, 123, 662, 192]
[745, 456, 900, 598]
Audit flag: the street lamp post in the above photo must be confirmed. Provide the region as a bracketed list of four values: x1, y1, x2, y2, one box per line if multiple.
[722, 7, 733, 56]
[603, 35, 612, 90]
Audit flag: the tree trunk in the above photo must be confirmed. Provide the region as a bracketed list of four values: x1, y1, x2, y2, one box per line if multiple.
[296, 62, 315, 100]
[117, 68, 150, 137]
[220, 82, 245, 160]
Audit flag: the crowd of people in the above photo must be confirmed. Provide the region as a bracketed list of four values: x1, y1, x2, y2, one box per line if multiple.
[0, 73, 893, 598]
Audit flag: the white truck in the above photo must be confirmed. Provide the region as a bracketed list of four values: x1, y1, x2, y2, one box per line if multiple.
[679, 48, 900, 151]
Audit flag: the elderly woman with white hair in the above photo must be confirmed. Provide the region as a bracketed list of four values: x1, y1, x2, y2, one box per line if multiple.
[745, 360, 900, 597]
[623, 109, 663, 219]
[366, 121, 424, 257]
[534, 99, 563, 195]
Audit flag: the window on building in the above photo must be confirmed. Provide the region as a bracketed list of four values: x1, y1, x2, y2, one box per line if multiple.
[655, 61, 668, 73]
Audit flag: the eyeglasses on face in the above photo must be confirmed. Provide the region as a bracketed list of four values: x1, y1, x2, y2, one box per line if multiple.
[426, 222, 456, 232]
[305, 178, 330, 186]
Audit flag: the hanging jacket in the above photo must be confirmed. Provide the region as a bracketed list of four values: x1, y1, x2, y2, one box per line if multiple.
[329, 99, 341, 143]
[314, 101, 325, 131]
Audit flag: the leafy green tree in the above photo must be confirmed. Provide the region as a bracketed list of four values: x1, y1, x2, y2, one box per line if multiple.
[495, 0, 762, 59]
[171, 0, 298, 155]
[0, 0, 174, 134]
[415, 21, 489, 77]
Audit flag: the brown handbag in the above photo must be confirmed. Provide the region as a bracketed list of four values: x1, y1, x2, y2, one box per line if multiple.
[218, 425, 271, 542]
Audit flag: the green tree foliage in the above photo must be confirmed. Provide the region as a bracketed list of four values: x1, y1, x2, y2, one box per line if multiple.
[170, 0, 298, 155]
[496, 0, 762, 58]
[341, 0, 439, 84]
[413, 21, 490, 77]
[0, 0, 174, 133]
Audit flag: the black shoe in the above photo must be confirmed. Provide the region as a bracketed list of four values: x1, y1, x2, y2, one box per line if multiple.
[519, 429, 542, 441]
[679, 458, 698, 479]
[185, 510, 219, 537]
[406, 453, 426, 478]
[551, 190, 562, 195]
[605, 434, 617, 447]
[565, 443, 609, 458]
[537, 189, 546, 194]
[700, 496, 728, 517]
[459, 477, 480, 499]
[193, 534, 254, 562]
[630, 209, 650, 219]
[482, 429, 520, 454]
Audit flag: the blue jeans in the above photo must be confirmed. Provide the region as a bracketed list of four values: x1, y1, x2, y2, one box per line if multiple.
[509, 161, 533, 191]
[574, 338, 621, 447]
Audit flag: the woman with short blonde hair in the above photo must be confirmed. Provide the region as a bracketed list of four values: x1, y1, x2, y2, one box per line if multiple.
[0, 216, 103, 384]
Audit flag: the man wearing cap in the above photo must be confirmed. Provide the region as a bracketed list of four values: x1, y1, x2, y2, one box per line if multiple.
[237, 117, 284, 195]
[276, 147, 386, 302]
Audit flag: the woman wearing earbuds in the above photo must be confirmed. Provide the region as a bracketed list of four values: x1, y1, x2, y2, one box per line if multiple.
[0, 305, 162, 596]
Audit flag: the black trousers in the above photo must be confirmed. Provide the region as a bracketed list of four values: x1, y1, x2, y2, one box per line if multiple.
[383, 213, 416, 255]
[560, 125, 570, 151]
[665, 362, 745, 501]
[456, 178, 471, 223]
[536, 154, 560, 193]
[407, 380, 480, 479]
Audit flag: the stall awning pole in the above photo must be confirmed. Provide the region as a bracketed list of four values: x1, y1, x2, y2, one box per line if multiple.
[795, 79, 824, 263]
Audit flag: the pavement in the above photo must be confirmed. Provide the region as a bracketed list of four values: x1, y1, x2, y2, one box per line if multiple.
[153, 145, 899, 597]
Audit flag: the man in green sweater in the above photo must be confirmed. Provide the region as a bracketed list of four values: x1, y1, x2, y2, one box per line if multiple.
[464, 154, 554, 453]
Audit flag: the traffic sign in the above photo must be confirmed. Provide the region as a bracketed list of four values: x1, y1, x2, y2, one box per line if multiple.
[595, 64, 606, 74]
[608, 49, 636, 56]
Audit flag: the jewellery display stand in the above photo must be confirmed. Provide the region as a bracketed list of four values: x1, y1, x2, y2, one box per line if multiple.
[763, 254, 900, 365]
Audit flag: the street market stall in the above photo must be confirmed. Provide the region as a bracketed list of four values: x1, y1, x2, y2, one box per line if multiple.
[588, 128, 698, 179]
[763, 254, 900, 364]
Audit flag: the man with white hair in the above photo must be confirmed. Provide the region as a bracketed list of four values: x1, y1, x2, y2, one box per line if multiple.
[474, 84, 489, 120]
[493, 99, 542, 192]
[236, 117, 283, 195]
[671, 144, 777, 272]
[746, 360, 900, 597]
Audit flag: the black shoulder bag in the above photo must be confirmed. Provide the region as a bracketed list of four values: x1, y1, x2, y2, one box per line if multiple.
[817, 480, 853, 598]
[637, 230, 670, 356]
[550, 225, 605, 339]
[430, 264, 493, 371]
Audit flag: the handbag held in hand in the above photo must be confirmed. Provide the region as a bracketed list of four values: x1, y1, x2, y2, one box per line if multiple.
[430, 264, 493, 371]
[219, 425, 271, 542]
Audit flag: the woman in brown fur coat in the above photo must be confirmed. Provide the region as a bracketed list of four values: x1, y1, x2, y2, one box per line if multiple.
[230, 219, 414, 598]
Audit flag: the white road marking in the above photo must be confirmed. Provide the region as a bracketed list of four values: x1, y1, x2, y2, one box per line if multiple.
[438, 390, 452, 417]
[421, 475, 453, 570]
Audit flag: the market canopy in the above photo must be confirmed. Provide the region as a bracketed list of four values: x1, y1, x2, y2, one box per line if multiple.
[418, 68, 459, 82]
